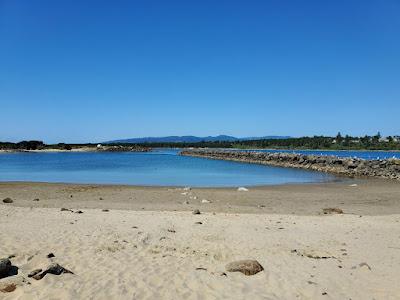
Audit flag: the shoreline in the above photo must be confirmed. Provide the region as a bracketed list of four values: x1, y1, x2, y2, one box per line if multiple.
[0, 148, 151, 153]
[0, 176, 348, 188]
[2, 147, 400, 153]
[1, 178, 399, 216]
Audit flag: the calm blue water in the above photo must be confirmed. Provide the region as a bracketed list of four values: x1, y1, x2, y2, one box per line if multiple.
[0, 150, 335, 187]
[234, 149, 400, 160]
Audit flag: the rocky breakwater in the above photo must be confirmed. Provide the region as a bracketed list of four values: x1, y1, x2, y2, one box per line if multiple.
[96, 145, 151, 152]
[180, 149, 400, 180]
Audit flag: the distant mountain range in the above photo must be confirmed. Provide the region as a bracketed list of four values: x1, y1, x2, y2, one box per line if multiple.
[106, 135, 291, 144]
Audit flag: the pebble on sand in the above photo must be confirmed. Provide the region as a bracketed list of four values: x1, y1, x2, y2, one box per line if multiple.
[192, 209, 201, 215]
[27, 269, 42, 278]
[32, 263, 74, 280]
[2, 198, 13, 204]
[225, 260, 264, 276]
[322, 208, 344, 215]
[237, 187, 249, 192]
[61, 208, 72, 212]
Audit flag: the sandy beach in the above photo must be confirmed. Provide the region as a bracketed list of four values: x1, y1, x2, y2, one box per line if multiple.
[1, 180, 400, 299]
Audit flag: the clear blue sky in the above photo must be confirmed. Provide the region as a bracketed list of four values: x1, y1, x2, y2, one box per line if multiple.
[1, 0, 399, 143]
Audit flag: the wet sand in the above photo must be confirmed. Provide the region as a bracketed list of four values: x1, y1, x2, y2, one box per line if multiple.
[1, 179, 399, 215]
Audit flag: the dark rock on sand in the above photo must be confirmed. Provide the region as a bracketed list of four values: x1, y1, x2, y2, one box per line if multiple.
[225, 260, 264, 276]
[323, 208, 344, 214]
[47, 253, 55, 258]
[2, 198, 13, 204]
[61, 208, 72, 212]
[0, 259, 11, 279]
[32, 263, 74, 280]
[75, 210, 83, 214]
[192, 209, 201, 215]
[27, 269, 42, 278]
[102, 209, 109, 212]
[291, 249, 333, 259]
[33, 198, 40, 201]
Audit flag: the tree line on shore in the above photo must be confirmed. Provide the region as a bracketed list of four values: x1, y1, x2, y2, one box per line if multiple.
[112, 132, 400, 150]
[1, 133, 399, 151]
[229, 133, 400, 150]
[0, 141, 72, 150]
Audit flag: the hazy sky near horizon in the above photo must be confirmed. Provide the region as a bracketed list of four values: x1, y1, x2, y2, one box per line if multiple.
[1, 0, 399, 143]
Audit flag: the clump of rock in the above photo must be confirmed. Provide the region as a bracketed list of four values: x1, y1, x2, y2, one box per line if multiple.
[323, 208, 344, 214]
[96, 145, 151, 152]
[2, 198, 13, 204]
[0, 258, 11, 279]
[0, 258, 74, 293]
[31, 263, 74, 280]
[27, 269, 42, 278]
[225, 260, 264, 276]
[181, 149, 400, 180]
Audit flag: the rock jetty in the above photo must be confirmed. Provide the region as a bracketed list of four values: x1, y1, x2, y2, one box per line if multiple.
[95, 145, 151, 152]
[180, 149, 400, 180]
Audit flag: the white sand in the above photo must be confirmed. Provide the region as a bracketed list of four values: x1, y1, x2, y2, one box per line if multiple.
[1, 204, 400, 299]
